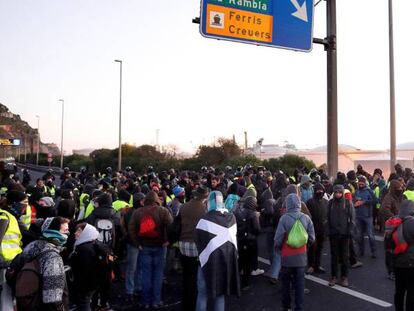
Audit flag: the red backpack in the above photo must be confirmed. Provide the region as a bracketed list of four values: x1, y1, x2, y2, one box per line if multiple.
[384, 217, 408, 254]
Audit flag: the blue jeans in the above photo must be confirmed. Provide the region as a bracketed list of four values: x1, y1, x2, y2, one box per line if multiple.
[125, 244, 142, 295]
[139, 246, 166, 305]
[280, 267, 305, 311]
[356, 217, 376, 256]
[269, 251, 282, 279]
[196, 267, 225, 311]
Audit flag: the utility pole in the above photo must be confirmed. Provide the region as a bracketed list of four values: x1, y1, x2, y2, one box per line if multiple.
[326, 0, 338, 179]
[115, 60, 123, 172]
[388, 0, 396, 172]
[244, 131, 248, 151]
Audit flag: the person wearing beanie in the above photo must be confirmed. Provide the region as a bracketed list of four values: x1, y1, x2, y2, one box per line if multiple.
[326, 185, 355, 287]
[128, 191, 173, 308]
[69, 223, 101, 311]
[177, 185, 209, 311]
[194, 191, 240, 311]
[170, 185, 185, 217]
[234, 196, 261, 289]
[299, 175, 314, 205]
[306, 182, 328, 274]
[22, 216, 70, 310]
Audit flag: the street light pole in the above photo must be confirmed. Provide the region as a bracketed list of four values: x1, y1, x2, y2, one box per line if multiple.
[36, 115, 40, 165]
[59, 99, 64, 169]
[115, 59, 123, 172]
[388, 0, 396, 172]
[326, 0, 338, 179]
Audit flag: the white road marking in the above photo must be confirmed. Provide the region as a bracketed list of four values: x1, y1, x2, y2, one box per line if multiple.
[257, 257, 392, 308]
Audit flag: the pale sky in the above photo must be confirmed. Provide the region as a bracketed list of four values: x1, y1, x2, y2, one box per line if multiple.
[0, 0, 413, 155]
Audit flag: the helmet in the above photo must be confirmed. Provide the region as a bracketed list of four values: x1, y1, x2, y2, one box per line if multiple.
[201, 166, 208, 173]
[106, 167, 112, 174]
[80, 167, 86, 173]
[64, 167, 70, 172]
[225, 166, 232, 172]
[125, 166, 132, 172]
[147, 166, 154, 173]
[244, 164, 252, 171]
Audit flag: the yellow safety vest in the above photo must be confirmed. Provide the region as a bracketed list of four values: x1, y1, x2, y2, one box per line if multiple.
[404, 190, 414, 202]
[0, 209, 22, 262]
[129, 195, 134, 206]
[47, 186, 56, 198]
[19, 205, 32, 230]
[84, 202, 95, 219]
[79, 193, 90, 208]
[112, 200, 129, 211]
[166, 194, 175, 205]
[374, 186, 381, 209]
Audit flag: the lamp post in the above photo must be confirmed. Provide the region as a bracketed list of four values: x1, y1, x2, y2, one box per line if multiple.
[114, 59, 123, 172]
[388, 0, 396, 172]
[36, 115, 40, 165]
[59, 99, 64, 169]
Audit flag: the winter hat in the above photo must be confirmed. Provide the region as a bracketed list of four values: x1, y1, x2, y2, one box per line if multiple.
[133, 192, 146, 208]
[172, 186, 185, 197]
[144, 190, 161, 206]
[39, 197, 55, 207]
[192, 186, 209, 200]
[242, 196, 258, 210]
[7, 190, 27, 204]
[346, 170, 357, 181]
[357, 176, 367, 184]
[314, 183, 325, 193]
[207, 191, 225, 211]
[96, 193, 113, 207]
[333, 184, 344, 193]
[41, 217, 55, 232]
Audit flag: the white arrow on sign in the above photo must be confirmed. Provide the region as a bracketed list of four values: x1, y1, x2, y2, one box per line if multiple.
[290, 0, 308, 22]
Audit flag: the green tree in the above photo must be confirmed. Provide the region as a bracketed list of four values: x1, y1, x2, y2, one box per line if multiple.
[263, 154, 316, 175]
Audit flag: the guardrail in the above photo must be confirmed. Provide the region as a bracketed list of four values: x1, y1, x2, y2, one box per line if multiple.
[17, 163, 63, 174]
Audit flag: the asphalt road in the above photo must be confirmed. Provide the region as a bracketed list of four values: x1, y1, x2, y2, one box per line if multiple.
[20, 170, 395, 311]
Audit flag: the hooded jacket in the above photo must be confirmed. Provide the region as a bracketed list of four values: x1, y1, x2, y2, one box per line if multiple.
[22, 239, 68, 309]
[395, 200, 414, 268]
[274, 194, 315, 267]
[70, 224, 100, 292]
[281, 184, 311, 217]
[306, 183, 328, 235]
[260, 188, 279, 228]
[300, 175, 314, 204]
[326, 185, 356, 236]
[234, 196, 261, 243]
[354, 184, 376, 218]
[380, 180, 403, 224]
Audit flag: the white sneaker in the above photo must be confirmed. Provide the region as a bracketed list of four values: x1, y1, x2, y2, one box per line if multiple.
[251, 269, 265, 276]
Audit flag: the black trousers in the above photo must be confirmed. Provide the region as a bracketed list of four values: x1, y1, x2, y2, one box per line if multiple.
[180, 255, 198, 311]
[75, 290, 96, 311]
[238, 240, 257, 287]
[308, 233, 324, 269]
[329, 235, 349, 278]
[395, 267, 414, 311]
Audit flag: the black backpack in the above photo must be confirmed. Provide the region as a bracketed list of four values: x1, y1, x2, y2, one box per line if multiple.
[234, 205, 252, 241]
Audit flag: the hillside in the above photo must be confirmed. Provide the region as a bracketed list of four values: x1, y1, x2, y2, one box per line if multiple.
[0, 103, 60, 156]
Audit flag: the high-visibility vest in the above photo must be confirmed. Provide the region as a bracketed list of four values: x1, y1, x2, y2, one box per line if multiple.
[0, 209, 22, 262]
[19, 205, 32, 230]
[112, 200, 129, 211]
[166, 194, 175, 205]
[404, 190, 414, 202]
[0, 187, 8, 196]
[47, 186, 56, 198]
[84, 202, 95, 219]
[129, 195, 134, 206]
[79, 193, 90, 208]
[374, 186, 381, 209]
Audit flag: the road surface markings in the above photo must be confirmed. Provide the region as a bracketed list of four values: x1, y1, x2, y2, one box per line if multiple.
[257, 257, 392, 308]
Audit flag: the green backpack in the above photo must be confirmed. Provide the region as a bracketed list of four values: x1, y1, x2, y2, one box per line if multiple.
[286, 215, 308, 248]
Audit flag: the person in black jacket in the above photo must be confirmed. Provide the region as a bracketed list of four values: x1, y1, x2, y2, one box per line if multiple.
[70, 223, 100, 311]
[234, 196, 261, 289]
[306, 183, 328, 274]
[86, 193, 121, 310]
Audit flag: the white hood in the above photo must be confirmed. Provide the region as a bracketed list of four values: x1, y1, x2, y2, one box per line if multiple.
[74, 223, 99, 247]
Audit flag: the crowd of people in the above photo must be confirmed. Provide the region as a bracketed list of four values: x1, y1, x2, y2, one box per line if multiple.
[0, 162, 413, 311]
